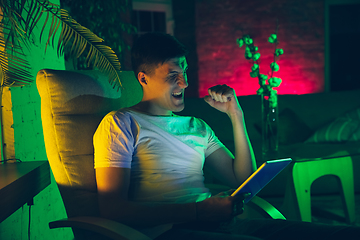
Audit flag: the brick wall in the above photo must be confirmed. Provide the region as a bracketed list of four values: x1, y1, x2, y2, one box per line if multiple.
[194, 0, 325, 97]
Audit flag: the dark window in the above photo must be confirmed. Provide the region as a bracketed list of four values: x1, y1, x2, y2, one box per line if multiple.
[132, 10, 166, 36]
[329, 4, 360, 91]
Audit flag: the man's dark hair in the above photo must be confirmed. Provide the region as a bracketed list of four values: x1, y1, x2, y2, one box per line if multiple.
[131, 32, 188, 77]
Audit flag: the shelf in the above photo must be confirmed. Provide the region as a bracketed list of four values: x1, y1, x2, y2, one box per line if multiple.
[0, 161, 51, 223]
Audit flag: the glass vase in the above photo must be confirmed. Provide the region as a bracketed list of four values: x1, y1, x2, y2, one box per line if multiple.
[261, 93, 279, 161]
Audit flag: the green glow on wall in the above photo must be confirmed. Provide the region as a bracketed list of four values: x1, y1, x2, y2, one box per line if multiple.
[0, 1, 73, 239]
[10, 85, 46, 161]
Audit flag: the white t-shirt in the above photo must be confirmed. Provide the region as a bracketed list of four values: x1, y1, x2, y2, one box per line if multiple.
[94, 109, 225, 204]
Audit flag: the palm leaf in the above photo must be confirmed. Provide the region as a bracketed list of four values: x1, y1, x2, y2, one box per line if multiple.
[0, 0, 45, 87]
[61, 9, 122, 89]
[0, 0, 122, 89]
[43, 8, 122, 89]
[0, 35, 32, 87]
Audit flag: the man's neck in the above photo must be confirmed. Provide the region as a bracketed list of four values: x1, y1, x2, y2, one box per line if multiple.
[130, 102, 173, 116]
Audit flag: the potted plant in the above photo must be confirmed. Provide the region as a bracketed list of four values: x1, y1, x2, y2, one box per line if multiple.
[237, 24, 284, 160]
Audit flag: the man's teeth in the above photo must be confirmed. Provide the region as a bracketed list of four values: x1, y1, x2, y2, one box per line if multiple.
[172, 92, 182, 96]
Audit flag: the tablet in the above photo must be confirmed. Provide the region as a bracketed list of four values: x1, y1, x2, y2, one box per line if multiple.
[231, 158, 292, 203]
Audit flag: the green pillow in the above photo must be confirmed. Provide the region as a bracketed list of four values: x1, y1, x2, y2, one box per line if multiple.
[306, 117, 360, 143]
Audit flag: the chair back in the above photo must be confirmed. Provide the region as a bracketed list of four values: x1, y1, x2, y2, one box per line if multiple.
[36, 69, 141, 218]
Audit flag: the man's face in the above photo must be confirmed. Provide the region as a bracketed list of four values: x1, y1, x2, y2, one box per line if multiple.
[144, 56, 188, 115]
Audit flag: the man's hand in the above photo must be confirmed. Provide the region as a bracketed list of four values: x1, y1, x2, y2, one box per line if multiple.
[204, 84, 242, 117]
[195, 190, 249, 222]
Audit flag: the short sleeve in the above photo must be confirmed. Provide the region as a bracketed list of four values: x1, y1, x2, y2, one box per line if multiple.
[93, 111, 140, 169]
[203, 121, 225, 158]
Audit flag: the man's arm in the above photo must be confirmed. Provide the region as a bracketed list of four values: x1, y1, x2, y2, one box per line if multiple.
[96, 167, 196, 227]
[96, 166, 244, 227]
[204, 85, 257, 188]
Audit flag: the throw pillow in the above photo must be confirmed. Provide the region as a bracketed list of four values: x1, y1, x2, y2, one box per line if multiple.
[306, 117, 360, 143]
[254, 108, 313, 145]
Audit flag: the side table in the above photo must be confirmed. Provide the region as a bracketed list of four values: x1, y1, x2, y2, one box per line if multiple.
[280, 154, 355, 224]
[0, 161, 51, 223]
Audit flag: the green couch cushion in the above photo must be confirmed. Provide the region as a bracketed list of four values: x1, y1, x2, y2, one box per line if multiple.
[306, 107, 360, 143]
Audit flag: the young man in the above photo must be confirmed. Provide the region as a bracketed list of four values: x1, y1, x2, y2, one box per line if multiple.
[94, 33, 359, 240]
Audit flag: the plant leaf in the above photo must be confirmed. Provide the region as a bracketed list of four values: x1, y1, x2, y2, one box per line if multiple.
[55, 9, 122, 88]
[0, 0, 122, 89]
[0, 36, 32, 87]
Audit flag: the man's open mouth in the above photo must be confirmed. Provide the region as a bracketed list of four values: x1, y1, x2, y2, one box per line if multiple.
[172, 92, 183, 99]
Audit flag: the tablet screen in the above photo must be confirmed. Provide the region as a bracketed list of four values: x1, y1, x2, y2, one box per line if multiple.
[231, 158, 292, 203]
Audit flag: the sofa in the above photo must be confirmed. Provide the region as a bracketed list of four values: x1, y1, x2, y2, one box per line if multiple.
[178, 89, 360, 197]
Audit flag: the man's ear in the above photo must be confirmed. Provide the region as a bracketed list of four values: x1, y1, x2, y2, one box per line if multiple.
[137, 72, 148, 86]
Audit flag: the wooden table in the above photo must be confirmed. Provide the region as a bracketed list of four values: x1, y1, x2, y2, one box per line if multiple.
[0, 161, 51, 223]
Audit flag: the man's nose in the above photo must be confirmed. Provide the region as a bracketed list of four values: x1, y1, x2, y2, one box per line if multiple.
[178, 74, 188, 88]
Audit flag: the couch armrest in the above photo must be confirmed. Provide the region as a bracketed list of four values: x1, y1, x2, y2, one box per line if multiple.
[247, 196, 286, 219]
[49, 216, 152, 240]
[49, 198, 285, 240]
